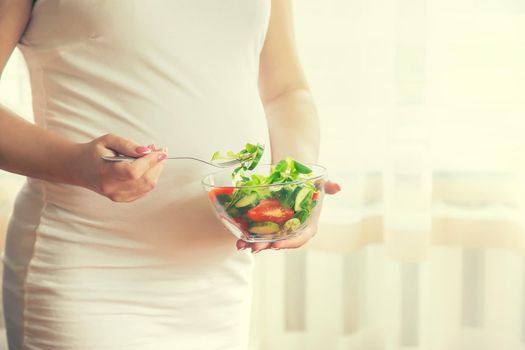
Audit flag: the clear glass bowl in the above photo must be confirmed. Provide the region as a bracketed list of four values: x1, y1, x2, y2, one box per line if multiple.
[202, 164, 326, 243]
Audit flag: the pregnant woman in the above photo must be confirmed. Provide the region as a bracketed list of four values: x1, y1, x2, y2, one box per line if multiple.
[0, 0, 340, 349]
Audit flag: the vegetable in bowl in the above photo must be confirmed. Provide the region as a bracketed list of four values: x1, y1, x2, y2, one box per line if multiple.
[203, 143, 325, 242]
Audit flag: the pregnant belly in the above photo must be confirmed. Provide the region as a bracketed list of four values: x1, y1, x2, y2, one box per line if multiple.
[37, 161, 240, 267]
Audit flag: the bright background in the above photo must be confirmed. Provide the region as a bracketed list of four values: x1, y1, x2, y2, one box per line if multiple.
[2, 0, 525, 349]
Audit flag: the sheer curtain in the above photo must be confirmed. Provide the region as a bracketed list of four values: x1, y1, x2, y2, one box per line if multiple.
[249, 0, 525, 349]
[1, 0, 525, 349]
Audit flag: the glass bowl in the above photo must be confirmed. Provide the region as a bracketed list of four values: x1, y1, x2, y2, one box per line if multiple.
[202, 164, 326, 243]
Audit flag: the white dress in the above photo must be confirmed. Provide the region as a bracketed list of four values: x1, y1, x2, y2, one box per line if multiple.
[3, 1, 271, 349]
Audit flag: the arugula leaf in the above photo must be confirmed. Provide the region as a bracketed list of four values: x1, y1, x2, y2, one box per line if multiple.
[294, 210, 310, 224]
[274, 160, 287, 173]
[273, 186, 297, 209]
[294, 160, 312, 174]
[211, 143, 265, 181]
[211, 151, 223, 161]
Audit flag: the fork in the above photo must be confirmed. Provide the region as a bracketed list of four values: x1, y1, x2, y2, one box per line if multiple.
[101, 155, 246, 168]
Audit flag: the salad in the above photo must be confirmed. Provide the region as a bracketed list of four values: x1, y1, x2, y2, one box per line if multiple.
[207, 143, 322, 239]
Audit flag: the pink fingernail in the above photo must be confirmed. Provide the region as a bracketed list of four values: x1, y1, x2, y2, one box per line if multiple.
[158, 153, 167, 161]
[136, 146, 151, 154]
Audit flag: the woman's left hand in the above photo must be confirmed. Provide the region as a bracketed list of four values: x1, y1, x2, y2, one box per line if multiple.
[236, 180, 341, 254]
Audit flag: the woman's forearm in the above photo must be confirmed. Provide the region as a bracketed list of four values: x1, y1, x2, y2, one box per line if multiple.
[0, 104, 83, 185]
[264, 88, 320, 164]
[0, 103, 169, 201]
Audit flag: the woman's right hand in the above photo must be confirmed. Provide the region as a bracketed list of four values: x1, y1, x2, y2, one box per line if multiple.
[75, 134, 167, 203]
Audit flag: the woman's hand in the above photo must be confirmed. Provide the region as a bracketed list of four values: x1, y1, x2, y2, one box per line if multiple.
[76, 134, 167, 203]
[236, 180, 341, 253]
[0, 104, 168, 201]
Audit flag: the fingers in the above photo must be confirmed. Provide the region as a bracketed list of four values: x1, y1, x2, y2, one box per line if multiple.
[101, 133, 151, 157]
[109, 153, 159, 181]
[236, 240, 273, 254]
[110, 148, 167, 181]
[128, 149, 167, 177]
[89, 134, 169, 202]
[140, 153, 167, 191]
[236, 240, 248, 250]
[249, 242, 272, 254]
[324, 180, 341, 195]
[270, 226, 316, 250]
[237, 227, 315, 253]
[111, 159, 166, 203]
[97, 142, 168, 202]
[237, 241, 272, 254]
[102, 158, 166, 202]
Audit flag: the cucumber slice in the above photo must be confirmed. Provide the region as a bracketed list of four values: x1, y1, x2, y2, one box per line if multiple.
[284, 218, 301, 231]
[235, 193, 259, 208]
[294, 187, 313, 212]
[249, 222, 280, 235]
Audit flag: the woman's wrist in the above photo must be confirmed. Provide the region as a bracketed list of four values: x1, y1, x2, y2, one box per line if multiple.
[60, 141, 90, 188]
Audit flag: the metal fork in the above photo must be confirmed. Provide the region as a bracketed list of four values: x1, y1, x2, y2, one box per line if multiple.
[101, 155, 246, 168]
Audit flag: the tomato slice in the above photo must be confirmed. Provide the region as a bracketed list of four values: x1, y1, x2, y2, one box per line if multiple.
[208, 187, 235, 200]
[247, 198, 294, 224]
[312, 191, 320, 201]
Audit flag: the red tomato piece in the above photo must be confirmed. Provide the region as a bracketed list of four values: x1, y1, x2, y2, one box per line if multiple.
[208, 187, 235, 200]
[247, 198, 294, 224]
[312, 191, 320, 201]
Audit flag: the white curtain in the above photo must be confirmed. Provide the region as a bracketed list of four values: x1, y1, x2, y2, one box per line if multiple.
[1, 0, 525, 349]
[248, 0, 525, 349]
